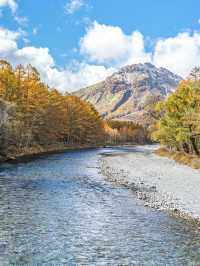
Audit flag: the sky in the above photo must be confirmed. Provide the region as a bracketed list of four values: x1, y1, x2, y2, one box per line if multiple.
[0, 0, 200, 92]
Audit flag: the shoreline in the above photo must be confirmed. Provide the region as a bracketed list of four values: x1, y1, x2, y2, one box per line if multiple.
[0, 143, 147, 164]
[0, 144, 103, 163]
[155, 147, 200, 169]
[100, 145, 200, 224]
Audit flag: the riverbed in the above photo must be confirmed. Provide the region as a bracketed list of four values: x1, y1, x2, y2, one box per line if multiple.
[101, 145, 200, 221]
[0, 147, 200, 265]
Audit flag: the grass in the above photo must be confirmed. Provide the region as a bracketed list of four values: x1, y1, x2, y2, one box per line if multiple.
[155, 147, 200, 169]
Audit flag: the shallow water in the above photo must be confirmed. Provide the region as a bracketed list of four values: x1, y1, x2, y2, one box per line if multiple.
[0, 147, 200, 265]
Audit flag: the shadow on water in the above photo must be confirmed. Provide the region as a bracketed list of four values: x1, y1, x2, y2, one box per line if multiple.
[0, 147, 200, 265]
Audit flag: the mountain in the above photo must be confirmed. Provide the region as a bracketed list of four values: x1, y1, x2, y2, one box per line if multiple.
[74, 63, 182, 124]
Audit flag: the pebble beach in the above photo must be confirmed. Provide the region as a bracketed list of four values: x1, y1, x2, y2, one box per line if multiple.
[100, 145, 200, 221]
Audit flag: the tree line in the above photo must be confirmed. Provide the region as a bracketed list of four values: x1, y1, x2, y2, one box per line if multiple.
[0, 59, 151, 159]
[105, 120, 148, 144]
[152, 68, 200, 156]
[0, 60, 105, 157]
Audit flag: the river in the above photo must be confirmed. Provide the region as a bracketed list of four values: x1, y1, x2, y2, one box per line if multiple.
[0, 147, 200, 265]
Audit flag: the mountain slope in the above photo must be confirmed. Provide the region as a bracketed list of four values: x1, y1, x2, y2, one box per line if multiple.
[74, 63, 182, 124]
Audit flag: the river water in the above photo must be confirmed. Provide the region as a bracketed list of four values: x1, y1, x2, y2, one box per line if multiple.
[0, 147, 200, 265]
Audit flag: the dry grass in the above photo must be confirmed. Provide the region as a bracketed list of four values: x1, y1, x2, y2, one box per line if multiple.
[155, 147, 200, 169]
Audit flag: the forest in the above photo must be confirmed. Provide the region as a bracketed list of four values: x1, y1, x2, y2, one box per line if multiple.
[0, 60, 106, 159]
[0, 60, 148, 160]
[105, 120, 148, 145]
[152, 68, 200, 161]
[2, 59, 200, 163]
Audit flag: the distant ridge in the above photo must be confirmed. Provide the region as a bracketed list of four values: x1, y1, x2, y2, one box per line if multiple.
[74, 63, 182, 124]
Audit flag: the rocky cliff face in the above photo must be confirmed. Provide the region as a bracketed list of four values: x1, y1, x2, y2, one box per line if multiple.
[74, 63, 182, 124]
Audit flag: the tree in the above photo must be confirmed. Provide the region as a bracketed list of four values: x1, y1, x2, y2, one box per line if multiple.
[0, 60, 106, 157]
[152, 80, 200, 155]
[106, 120, 148, 144]
[188, 67, 200, 81]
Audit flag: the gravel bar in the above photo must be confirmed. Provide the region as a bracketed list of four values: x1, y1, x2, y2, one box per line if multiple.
[100, 145, 200, 221]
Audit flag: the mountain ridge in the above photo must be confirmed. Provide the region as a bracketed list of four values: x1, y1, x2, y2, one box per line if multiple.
[74, 63, 182, 124]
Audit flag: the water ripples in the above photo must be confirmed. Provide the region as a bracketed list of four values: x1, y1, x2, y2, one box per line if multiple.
[0, 148, 200, 265]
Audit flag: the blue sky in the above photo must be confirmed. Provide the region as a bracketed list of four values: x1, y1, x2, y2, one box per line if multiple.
[0, 0, 200, 91]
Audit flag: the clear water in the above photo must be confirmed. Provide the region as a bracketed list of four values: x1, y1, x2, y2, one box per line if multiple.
[0, 147, 200, 265]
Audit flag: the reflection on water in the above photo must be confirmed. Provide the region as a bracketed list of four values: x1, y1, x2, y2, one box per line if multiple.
[0, 148, 200, 265]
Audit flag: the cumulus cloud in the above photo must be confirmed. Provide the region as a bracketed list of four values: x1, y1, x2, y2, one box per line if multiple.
[65, 0, 85, 14]
[0, 27, 115, 92]
[80, 21, 200, 77]
[153, 32, 200, 77]
[0, 28, 54, 76]
[126, 31, 151, 65]
[0, 27, 19, 56]
[2, 20, 200, 93]
[0, 0, 17, 13]
[80, 21, 151, 65]
[46, 64, 115, 92]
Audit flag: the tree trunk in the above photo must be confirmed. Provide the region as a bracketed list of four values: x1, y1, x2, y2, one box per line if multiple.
[190, 137, 199, 156]
[182, 143, 190, 153]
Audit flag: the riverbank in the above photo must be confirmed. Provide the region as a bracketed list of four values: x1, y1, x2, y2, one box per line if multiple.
[0, 142, 143, 163]
[2, 146, 200, 265]
[155, 147, 200, 169]
[0, 143, 102, 163]
[100, 145, 200, 223]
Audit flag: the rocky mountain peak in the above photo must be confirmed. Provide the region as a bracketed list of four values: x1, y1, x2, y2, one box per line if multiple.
[74, 63, 182, 124]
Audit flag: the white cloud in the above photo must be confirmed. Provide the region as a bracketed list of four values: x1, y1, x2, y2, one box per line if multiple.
[0, 28, 53, 73]
[126, 31, 151, 65]
[0, 27, 115, 92]
[80, 21, 200, 78]
[46, 64, 115, 92]
[2, 21, 200, 93]
[153, 32, 200, 77]
[0, 0, 17, 13]
[0, 0, 29, 28]
[0, 0, 27, 28]
[14, 15, 28, 26]
[32, 27, 38, 35]
[0, 27, 20, 56]
[80, 21, 151, 65]
[65, 0, 85, 14]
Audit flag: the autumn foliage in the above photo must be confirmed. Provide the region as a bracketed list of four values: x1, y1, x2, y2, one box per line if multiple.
[0, 60, 105, 157]
[105, 120, 148, 144]
[152, 76, 200, 156]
